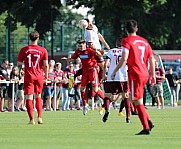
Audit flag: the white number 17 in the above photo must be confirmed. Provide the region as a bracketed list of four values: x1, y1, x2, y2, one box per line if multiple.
[138, 46, 145, 64]
[27, 54, 40, 68]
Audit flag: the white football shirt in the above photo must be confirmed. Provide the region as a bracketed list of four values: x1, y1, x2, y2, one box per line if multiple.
[84, 25, 102, 49]
[106, 47, 128, 81]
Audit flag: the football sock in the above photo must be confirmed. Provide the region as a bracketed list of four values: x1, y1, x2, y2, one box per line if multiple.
[26, 99, 34, 120]
[35, 97, 43, 118]
[81, 90, 87, 106]
[96, 89, 105, 99]
[119, 99, 125, 112]
[136, 104, 150, 130]
[103, 97, 111, 110]
[124, 98, 131, 119]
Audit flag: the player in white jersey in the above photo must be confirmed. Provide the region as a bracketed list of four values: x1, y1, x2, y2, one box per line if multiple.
[103, 37, 131, 123]
[84, 18, 110, 82]
[84, 18, 110, 50]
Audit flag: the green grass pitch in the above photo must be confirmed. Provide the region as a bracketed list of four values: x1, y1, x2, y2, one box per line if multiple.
[0, 107, 181, 149]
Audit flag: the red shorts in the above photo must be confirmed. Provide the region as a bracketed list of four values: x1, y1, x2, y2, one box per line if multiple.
[24, 79, 44, 95]
[129, 78, 148, 100]
[104, 81, 128, 94]
[81, 68, 99, 87]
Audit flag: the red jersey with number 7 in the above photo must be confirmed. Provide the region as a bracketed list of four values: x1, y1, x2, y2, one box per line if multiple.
[122, 35, 154, 80]
[17, 44, 48, 81]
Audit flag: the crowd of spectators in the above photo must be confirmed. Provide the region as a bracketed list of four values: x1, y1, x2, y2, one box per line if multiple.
[0, 58, 85, 112]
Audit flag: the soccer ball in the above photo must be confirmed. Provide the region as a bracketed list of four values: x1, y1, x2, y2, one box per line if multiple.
[79, 20, 88, 29]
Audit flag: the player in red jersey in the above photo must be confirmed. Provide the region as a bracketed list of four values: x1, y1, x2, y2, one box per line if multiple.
[68, 39, 111, 122]
[111, 20, 156, 135]
[17, 31, 49, 125]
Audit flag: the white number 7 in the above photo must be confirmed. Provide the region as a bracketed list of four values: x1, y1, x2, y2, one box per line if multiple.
[138, 46, 145, 64]
[27, 54, 40, 68]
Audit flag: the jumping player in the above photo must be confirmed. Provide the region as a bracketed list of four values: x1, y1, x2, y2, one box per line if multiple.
[68, 39, 111, 122]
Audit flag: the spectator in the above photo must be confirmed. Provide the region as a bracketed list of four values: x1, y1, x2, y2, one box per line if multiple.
[54, 62, 64, 110]
[0, 59, 9, 112]
[7, 66, 19, 111]
[165, 67, 179, 106]
[15, 68, 26, 111]
[62, 62, 76, 111]
[152, 61, 165, 109]
[44, 60, 56, 111]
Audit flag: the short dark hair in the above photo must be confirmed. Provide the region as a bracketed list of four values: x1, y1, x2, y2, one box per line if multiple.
[116, 37, 122, 47]
[125, 20, 137, 33]
[84, 18, 90, 23]
[2, 59, 8, 64]
[77, 39, 86, 44]
[29, 31, 39, 41]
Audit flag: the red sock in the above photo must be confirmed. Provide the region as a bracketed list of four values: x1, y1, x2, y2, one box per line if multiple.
[124, 98, 131, 119]
[103, 97, 111, 110]
[96, 89, 105, 99]
[26, 99, 34, 120]
[35, 97, 43, 118]
[136, 104, 150, 130]
[81, 90, 87, 106]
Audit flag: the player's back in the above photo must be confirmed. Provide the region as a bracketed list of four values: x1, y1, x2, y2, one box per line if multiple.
[18, 44, 48, 81]
[107, 48, 127, 81]
[122, 35, 153, 79]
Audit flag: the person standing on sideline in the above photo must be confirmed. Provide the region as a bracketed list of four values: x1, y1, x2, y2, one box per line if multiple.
[103, 37, 131, 123]
[0, 59, 9, 112]
[68, 39, 111, 122]
[111, 20, 155, 135]
[165, 67, 179, 106]
[17, 31, 49, 125]
[152, 61, 165, 109]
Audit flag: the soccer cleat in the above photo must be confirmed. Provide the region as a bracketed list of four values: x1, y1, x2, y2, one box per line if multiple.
[38, 118, 43, 124]
[131, 111, 138, 115]
[102, 111, 109, 123]
[99, 106, 105, 115]
[136, 129, 150, 135]
[28, 119, 35, 125]
[83, 106, 88, 115]
[126, 118, 131, 123]
[118, 112, 124, 116]
[148, 120, 154, 131]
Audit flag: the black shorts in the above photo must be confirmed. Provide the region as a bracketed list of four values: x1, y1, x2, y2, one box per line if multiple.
[104, 81, 128, 94]
[0, 86, 7, 98]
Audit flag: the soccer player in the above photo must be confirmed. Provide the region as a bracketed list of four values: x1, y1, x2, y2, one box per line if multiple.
[68, 39, 111, 122]
[17, 31, 49, 125]
[84, 18, 110, 82]
[84, 18, 110, 50]
[103, 37, 131, 123]
[111, 20, 155, 135]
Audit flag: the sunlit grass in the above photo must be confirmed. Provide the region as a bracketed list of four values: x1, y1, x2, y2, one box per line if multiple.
[0, 107, 181, 149]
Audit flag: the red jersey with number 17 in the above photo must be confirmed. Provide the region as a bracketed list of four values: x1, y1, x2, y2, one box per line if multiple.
[122, 35, 154, 80]
[17, 44, 48, 81]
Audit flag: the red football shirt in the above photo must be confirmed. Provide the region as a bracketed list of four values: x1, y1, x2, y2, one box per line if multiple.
[71, 48, 97, 71]
[122, 35, 153, 79]
[17, 44, 48, 81]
